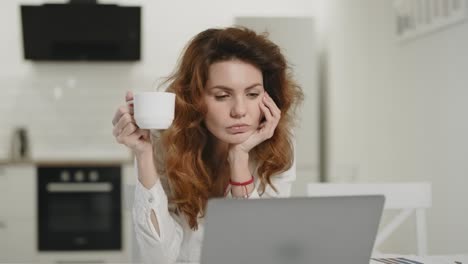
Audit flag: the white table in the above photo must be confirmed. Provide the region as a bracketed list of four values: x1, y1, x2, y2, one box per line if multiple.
[370, 254, 468, 264]
[176, 255, 468, 264]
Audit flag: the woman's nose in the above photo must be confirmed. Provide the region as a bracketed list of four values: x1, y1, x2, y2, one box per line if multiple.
[230, 98, 247, 118]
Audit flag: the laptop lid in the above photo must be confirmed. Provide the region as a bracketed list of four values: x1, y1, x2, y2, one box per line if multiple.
[200, 195, 384, 264]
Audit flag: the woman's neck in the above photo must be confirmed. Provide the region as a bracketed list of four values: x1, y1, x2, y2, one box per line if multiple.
[205, 133, 227, 164]
[211, 139, 229, 169]
[205, 137, 230, 196]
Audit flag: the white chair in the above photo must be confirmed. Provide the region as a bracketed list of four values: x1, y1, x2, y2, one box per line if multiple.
[307, 182, 432, 256]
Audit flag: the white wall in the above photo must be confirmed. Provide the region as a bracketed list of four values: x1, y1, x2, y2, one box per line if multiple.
[235, 17, 319, 195]
[320, 0, 468, 254]
[0, 0, 314, 161]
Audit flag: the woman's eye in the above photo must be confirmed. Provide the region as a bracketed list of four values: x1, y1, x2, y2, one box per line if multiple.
[248, 93, 260, 98]
[215, 94, 229, 100]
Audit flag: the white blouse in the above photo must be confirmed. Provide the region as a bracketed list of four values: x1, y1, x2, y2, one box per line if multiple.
[132, 159, 296, 264]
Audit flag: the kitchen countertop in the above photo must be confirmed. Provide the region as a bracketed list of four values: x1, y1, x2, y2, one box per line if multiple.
[0, 159, 133, 166]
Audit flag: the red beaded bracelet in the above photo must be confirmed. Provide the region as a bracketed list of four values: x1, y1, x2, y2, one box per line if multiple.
[229, 175, 254, 186]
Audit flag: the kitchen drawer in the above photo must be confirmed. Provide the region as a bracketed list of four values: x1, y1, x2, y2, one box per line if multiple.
[0, 218, 36, 263]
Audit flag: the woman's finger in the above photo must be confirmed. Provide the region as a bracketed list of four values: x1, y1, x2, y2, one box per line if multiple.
[112, 114, 127, 137]
[112, 105, 131, 126]
[127, 104, 134, 115]
[125, 91, 134, 103]
[124, 129, 149, 148]
[259, 103, 276, 138]
[258, 121, 266, 130]
[113, 90, 134, 125]
[138, 129, 150, 141]
[264, 93, 281, 119]
[113, 113, 135, 136]
[261, 96, 274, 121]
[120, 121, 138, 137]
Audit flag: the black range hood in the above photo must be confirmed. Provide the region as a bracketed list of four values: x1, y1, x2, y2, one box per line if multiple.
[20, 0, 141, 61]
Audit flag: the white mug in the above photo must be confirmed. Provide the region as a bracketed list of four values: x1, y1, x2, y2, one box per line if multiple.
[132, 91, 175, 129]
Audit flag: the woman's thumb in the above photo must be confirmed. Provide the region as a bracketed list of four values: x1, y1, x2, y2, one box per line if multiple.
[125, 91, 134, 102]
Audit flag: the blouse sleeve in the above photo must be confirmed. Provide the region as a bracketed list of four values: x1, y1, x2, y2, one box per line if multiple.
[132, 168, 184, 264]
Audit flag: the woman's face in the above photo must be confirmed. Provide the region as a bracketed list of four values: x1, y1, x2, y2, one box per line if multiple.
[203, 59, 265, 145]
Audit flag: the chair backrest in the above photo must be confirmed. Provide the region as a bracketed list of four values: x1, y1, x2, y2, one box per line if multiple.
[307, 182, 432, 256]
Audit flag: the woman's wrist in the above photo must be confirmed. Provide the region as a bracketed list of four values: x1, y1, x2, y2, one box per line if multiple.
[134, 144, 153, 159]
[227, 149, 254, 198]
[135, 148, 159, 189]
[230, 181, 255, 198]
[227, 148, 249, 166]
[228, 153, 250, 181]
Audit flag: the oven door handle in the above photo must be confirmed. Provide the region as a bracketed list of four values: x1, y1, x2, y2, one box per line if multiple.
[46, 183, 113, 192]
[56, 261, 106, 264]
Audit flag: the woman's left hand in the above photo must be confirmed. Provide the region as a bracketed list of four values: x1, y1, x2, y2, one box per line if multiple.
[229, 92, 281, 157]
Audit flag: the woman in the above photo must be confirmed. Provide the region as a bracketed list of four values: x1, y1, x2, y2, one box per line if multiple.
[112, 26, 303, 263]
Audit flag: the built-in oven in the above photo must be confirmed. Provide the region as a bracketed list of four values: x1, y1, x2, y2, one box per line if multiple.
[37, 165, 121, 251]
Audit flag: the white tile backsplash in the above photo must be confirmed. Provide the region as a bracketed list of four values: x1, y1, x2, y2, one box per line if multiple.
[0, 70, 148, 161]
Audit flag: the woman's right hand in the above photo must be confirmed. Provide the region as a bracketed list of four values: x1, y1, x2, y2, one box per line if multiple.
[112, 91, 152, 156]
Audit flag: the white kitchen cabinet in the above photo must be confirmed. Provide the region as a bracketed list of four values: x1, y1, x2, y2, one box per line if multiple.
[122, 162, 140, 263]
[0, 218, 36, 263]
[5, 165, 36, 218]
[0, 164, 37, 263]
[0, 166, 7, 218]
[122, 162, 136, 185]
[0, 166, 10, 260]
[0, 221, 7, 256]
[0, 164, 36, 219]
[122, 163, 136, 210]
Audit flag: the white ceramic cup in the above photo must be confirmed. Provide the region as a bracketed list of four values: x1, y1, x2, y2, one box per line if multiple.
[132, 91, 175, 129]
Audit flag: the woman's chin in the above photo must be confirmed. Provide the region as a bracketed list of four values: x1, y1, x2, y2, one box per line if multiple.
[222, 131, 253, 144]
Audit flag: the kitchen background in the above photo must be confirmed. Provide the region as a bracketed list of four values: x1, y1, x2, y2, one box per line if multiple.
[0, 0, 467, 263]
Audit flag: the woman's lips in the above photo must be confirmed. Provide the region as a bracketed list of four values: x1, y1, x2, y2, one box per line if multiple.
[226, 125, 250, 134]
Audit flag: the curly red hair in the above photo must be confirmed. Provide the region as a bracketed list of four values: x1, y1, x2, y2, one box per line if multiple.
[152, 27, 303, 230]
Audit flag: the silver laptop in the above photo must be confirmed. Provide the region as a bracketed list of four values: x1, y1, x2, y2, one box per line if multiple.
[200, 195, 384, 264]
